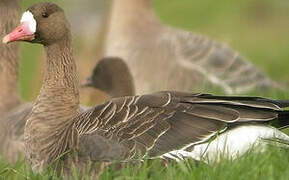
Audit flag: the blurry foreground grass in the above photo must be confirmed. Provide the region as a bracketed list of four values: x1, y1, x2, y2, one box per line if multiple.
[0, 146, 289, 180]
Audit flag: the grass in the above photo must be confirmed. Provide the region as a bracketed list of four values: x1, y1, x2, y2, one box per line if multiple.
[0, 146, 289, 179]
[2, 0, 289, 179]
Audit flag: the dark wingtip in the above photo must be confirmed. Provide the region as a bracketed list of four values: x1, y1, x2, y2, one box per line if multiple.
[277, 110, 289, 128]
[275, 100, 289, 108]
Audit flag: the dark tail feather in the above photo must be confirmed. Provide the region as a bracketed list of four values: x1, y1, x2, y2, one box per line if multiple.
[278, 111, 289, 128]
[243, 98, 289, 108]
[276, 100, 289, 108]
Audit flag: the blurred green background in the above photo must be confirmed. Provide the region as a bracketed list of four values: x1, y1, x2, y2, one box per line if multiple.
[20, 0, 289, 101]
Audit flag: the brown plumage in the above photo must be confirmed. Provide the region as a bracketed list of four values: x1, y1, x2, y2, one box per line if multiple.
[105, 0, 283, 94]
[5, 2, 289, 176]
[0, 0, 22, 116]
[0, 0, 34, 163]
[0, 104, 32, 162]
[0, 0, 88, 163]
[83, 57, 135, 98]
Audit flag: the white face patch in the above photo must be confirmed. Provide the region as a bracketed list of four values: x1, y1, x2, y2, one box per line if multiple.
[20, 11, 37, 33]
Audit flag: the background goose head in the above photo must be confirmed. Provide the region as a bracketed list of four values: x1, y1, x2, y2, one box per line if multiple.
[3, 2, 69, 46]
[82, 57, 135, 97]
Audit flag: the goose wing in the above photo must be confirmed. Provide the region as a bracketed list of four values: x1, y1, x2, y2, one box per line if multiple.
[162, 27, 280, 94]
[75, 91, 285, 161]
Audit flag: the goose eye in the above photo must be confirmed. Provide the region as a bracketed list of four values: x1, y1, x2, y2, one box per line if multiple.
[42, 13, 49, 18]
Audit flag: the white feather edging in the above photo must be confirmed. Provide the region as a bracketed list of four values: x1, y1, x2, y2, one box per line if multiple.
[21, 11, 37, 33]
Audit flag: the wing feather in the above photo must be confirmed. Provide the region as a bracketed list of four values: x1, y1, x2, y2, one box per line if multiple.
[76, 91, 284, 161]
[166, 27, 280, 93]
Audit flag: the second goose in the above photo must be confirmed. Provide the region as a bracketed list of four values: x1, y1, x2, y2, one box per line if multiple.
[105, 0, 283, 94]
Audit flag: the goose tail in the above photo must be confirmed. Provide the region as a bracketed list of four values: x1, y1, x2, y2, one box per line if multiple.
[275, 100, 289, 108]
[277, 110, 289, 129]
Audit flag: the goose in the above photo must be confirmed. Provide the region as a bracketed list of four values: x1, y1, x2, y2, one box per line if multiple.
[4, 2, 289, 174]
[105, 0, 283, 94]
[82, 57, 135, 98]
[0, 0, 22, 117]
[0, 0, 91, 163]
[0, 0, 34, 163]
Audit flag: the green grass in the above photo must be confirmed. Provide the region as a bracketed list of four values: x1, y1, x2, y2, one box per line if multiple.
[0, 146, 289, 179]
[4, 0, 289, 179]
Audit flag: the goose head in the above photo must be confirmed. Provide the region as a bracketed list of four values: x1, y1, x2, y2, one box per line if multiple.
[82, 57, 135, 97]
[3, 2, 69, 46]
[82, 57, 118, 89]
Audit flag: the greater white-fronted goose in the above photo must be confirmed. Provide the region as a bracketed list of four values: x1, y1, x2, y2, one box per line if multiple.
[0, 0, 90, 163]
[82, 57, 135, 97]
[105, 0, 283, 94]
[0, 0, 34, 163]
[4, 2, 289, 174]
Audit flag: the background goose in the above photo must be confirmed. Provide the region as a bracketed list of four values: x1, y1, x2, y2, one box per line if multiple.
[105, 0, 283, 94]
[5, 3, 289, 175]
[0, 0, 22, 117]
[83, 57, 135, 98]
[0, 0, 34, 163]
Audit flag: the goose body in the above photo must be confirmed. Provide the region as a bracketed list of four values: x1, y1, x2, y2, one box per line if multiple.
[105, 0, 281, 94]
[4, 2, 289, 175]
[0, 0, 106, 163]
[0, 104, 32, 161]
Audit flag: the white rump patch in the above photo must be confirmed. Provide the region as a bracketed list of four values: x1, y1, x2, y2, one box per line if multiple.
[162, 125, 289, 163]
[20, 11, 36, 33]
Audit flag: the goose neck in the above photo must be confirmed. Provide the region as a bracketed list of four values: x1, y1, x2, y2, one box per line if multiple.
[35, 37, 80, 119]
[109, 0, 158, 30]
[24, 37, 80, 170]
